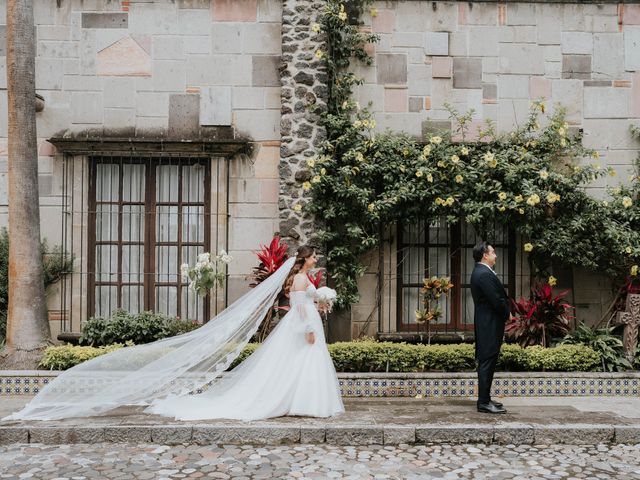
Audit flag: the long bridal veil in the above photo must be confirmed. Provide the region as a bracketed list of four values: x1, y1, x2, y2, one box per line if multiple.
[4, 257, 296, 421]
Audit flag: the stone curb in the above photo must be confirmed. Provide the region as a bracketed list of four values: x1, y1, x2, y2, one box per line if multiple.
[1, 423, 638, 446]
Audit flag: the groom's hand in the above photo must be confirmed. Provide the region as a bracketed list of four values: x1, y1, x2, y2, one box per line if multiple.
[306, 332, 316, 344]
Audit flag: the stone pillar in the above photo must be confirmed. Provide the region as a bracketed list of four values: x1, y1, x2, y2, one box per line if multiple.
[279, 0, 327, 249]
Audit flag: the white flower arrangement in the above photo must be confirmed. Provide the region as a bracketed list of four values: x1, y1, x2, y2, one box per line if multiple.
[181, 249, 233, 297]
[315, 286, 337, 313]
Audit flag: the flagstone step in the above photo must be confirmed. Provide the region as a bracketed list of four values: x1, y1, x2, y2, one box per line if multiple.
[1, 422, 639, 446]
[2, 397, 640, 446]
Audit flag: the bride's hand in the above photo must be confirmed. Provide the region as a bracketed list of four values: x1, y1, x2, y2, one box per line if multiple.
[305, 332, 316, 344]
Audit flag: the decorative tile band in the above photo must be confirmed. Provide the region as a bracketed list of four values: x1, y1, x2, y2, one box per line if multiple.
[1, 372, 638, 397]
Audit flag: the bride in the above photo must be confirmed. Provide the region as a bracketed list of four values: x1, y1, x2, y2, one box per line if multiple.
[147, 246, 345, 421]
[3, 246, 344, 422]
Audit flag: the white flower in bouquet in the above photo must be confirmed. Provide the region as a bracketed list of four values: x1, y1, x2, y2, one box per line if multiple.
[315, 286, 337, 313]
[182, 250, 232, 297]
[218, 249, 234, 264]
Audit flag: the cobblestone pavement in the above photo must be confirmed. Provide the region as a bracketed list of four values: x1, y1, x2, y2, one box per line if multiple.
[0, 443, 639, 479]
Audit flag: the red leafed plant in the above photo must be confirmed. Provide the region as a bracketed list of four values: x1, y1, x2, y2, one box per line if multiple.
[250, 236, 290, 341]
[506, 283, 574, 348]
[307, 270, 324, 288]
[250, 236, 289, 287]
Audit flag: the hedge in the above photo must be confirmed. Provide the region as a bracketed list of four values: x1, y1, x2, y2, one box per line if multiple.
[42, 341, 604, 372]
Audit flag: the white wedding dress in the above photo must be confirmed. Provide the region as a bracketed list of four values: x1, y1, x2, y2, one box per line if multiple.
[146, 282, 345, 421]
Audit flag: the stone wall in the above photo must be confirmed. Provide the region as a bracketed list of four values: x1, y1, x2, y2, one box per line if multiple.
[1, 0, 639, 337]
[340, 1, 640, 331]
[278, 0, 327, 249]
[0, 0, 285, 314]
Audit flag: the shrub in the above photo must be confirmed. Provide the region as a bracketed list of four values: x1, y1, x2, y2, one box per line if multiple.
[559, 322, 632, 372]
[0, 229, 73, 342]
[39, 343, 129, 370]
[506, 283, 573, 348]
[43, 341, 605, 373]
[80, 309, 200, 347]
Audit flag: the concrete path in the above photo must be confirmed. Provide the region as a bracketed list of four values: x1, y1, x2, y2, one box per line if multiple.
[2, 396, 640, 446]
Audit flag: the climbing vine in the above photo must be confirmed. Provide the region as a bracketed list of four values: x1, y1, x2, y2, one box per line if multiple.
[301, 0, 640, 307]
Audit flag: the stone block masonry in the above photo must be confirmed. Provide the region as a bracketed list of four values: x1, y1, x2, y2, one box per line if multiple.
[278, 0, 327, 248]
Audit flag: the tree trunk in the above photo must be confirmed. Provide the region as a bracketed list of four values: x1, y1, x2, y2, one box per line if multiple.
[0, 0, 50, 369]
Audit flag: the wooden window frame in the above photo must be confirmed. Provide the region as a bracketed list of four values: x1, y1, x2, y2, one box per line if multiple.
[396, 221, 516, 333]
[87, 156, 212, 321]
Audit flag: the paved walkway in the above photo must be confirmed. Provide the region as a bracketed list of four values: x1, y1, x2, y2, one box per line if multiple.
[0, 442, 639, 479]
[2, 397, 640, 446]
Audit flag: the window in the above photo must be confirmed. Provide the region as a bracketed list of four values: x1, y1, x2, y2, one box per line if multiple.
[88, 156, 211, 322]
[397, 219, 515, 332]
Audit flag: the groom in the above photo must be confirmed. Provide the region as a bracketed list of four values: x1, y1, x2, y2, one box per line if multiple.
[470, 241, 510, 414]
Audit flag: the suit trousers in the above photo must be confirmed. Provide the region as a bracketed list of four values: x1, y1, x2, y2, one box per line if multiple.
[476, 355, 499, 404]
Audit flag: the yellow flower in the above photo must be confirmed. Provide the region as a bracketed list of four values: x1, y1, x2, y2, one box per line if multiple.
[293, 203, 302, 212]
[609, 168, 617, 177]
[353, 120, 362, 128]
[526, 194, 541, 206]
[524, 243, 534, 252]
[307, 158, 316, 168]
[518, 208, 525, 214]
[515, 195, 523, 203]
[593, 151, 600, 159]
[558, 127, 566, 136]
[625, 247, 632, 254]
[355, 152, 365, 163]
[362, 119, 370, 128]
[539, 170, 549, 180]
[368, 203, 375, 212]
[547, 192, 560, 204]
[461, 147, 469, 156]
[622, 196, 633, 208]
[631, 265, 639, 276]
[430, 136, 442, 145]
[455, 174, 464, 183]
[415, 393, 423, 399]
[451, 155, 460, 164]
[445, 197, 455, 206]
[423, 145, 432, 156]
[426, 173, 434, 183]
[302, 181, 312, 190]
[320, 168, 326, 175]
[403, 148, 410, 156]
[435, 197, 444, 206]
[369, 119, 376, 129]
[498, 192, 507, 201]
[437, 160, 446, 168]
[416, 170, 423, 178]
[315, 49, 325, 59]
[312, 175, 321, 183]
[484, 152, 497, 168]
[371, 7, 379, 17]
[560, 138, 567, 147]
[548, 276, 557, 286]
[311, 23, 321, 33]
[498, 206, 506, 212]
[339, 11, 348, 21]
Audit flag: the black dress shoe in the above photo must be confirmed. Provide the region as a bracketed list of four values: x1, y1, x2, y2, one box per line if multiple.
[490, 400, 503, 408]
[477, 402, 507, 414]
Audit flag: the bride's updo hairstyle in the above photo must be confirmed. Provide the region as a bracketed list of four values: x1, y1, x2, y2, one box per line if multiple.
[284, 245, 315, 296]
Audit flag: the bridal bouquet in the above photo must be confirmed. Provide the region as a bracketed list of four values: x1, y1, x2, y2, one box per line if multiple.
[181, 250, 233, 297]
[315, 286, 337, 313]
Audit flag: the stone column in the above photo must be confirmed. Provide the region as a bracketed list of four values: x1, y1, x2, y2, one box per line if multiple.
[279, 0, 328, 249]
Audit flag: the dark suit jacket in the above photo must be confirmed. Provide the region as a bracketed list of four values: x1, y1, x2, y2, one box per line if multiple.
[470, 263, 510, 361]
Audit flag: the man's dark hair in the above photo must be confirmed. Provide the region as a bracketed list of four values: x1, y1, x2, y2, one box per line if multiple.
[472, 241, 491, 263]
